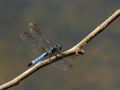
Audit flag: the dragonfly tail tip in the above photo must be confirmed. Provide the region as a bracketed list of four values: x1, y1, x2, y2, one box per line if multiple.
[28, 63, 32, 67]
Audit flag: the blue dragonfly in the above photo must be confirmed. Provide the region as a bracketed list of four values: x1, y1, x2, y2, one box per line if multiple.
[20, 22, 73, 71]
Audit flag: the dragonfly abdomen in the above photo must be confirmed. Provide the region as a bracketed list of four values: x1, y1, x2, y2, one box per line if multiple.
[28, 52, 48, 66]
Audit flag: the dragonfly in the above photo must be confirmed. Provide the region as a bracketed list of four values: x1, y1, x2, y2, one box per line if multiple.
[20, 22, 73, 71]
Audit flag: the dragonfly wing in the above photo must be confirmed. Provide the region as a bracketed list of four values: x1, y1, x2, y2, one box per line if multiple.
[29, 23, 51, 50]
[20, 32, 42, 55]
[20, 23, 51, 55]
[53, 60, 73, 71]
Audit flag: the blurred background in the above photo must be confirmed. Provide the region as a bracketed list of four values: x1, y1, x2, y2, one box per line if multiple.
[0, 0, 120, 90]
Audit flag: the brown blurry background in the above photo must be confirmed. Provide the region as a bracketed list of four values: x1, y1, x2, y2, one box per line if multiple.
[0, 0, 120, 90]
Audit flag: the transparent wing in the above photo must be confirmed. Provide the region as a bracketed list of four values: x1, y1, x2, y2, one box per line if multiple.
[52, 59, 73, 71]
[19, 23, 51, 55]
[20, 32, 42, 55]
[29, 23, 51, 50]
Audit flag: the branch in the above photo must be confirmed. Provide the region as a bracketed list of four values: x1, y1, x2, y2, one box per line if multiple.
[0, 9, 120, 90]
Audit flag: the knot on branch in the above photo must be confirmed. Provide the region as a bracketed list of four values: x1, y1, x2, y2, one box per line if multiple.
[75, 48, 84, 55]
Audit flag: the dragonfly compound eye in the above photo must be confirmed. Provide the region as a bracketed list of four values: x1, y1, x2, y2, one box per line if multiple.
[55, 44, 62, 51]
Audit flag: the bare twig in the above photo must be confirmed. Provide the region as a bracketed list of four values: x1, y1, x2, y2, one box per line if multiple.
[0, 9, 120, 90]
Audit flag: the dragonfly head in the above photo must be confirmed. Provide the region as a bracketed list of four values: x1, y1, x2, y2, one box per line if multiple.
[55, 44, 62, 51]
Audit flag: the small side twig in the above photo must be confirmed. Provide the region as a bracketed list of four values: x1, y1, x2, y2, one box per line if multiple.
[0, 9, 120, 90]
